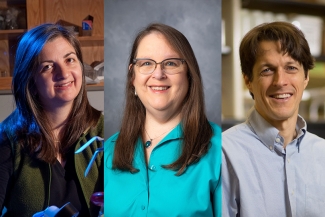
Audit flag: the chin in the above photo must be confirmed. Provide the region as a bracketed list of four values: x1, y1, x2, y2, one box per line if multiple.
[271, 111, 296, 121]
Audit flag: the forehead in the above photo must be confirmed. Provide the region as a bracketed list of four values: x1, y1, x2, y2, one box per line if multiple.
[47, 36, 73, 49]
[136, 32, 178, 57]
[39, 37, 74, 58]
[257, 40, 281, 55]
[255, 40, 298, 62]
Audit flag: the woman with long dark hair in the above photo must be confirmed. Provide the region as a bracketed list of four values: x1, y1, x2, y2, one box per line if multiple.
[0, 23, 103, 216]
[104, 23, 221, 216]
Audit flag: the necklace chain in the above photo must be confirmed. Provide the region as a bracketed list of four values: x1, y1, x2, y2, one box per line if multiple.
[144, 126, 176, 148]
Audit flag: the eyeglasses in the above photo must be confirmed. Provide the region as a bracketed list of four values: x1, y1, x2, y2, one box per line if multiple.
[133, 58, 186, 75]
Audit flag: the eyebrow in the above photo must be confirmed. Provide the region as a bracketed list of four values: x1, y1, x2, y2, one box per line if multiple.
[285, 60, 300, 65]
[259, 59, 299, 66]
[257, 63, 274, 68]
[63, 52, 77, 58]
[40, 52, 77, 63]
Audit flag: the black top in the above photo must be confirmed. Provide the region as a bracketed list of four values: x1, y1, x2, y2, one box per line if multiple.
[0, 132, 89, 216]
[0, 132, 12, 211]
[50, 151, 89, 216]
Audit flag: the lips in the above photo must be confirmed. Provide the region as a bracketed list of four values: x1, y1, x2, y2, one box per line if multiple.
[270, 93, 292, 99]
[55, 81, 73, 88]
[150, 86, 169, 91]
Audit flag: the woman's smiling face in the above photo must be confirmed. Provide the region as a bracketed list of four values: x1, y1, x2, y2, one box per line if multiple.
[132, 32, 189, 117]
[34, 36, 82, 110]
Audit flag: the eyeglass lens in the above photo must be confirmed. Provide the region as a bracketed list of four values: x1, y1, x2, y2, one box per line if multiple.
[135, 59, 184, 74]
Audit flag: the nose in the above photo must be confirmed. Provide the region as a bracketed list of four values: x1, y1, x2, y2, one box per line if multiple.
[151, 63, 166, 80]
[272, 69, 288, 87]
[55, 63, 70, 80]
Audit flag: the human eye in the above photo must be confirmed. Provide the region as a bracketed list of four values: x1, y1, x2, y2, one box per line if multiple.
[40, 64, 53, 73]
[66, 58, 75, 63]
[164, 59, 179, 67]
[65, 56, 78, 65]
[138, 60, 153, 67]
[286, 65, 298, 73]
[260, 68, 274, 76]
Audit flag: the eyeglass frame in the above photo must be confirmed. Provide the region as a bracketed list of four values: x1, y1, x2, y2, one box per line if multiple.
[132, 58, 186, 75]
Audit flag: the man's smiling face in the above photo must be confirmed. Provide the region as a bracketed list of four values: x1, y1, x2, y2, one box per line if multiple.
[245, 40, 309, 126]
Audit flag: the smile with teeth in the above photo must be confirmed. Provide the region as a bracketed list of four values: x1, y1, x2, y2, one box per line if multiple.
[272, 93, 292, 99]
[55, 81, 73, 87]
[151, 86, 169, 91]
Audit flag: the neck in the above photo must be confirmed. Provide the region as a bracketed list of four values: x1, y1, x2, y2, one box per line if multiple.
[145, 110, 181, 129]
[42, 105, 71, 165]
[44, 103, 72, 129]
[143, 111, 181, 142]
[265, 115, 298, 148]
[44, 105, 71, 142]
[275, 122, 297, 148]
[146, 106, 182, 124]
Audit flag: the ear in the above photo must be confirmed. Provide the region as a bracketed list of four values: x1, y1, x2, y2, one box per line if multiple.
[130, 64, 136, 86]
[244, 75, 252, 92]
[303, 71, 309, 89]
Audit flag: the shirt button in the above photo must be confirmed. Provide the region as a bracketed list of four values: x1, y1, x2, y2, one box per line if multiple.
[275, 137, 281, 143]
[141, 205, 145, 210]
[269, 146, 273, 151]
[149, 165, 156, 171]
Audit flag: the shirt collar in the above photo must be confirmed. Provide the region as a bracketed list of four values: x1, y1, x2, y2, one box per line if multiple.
[159, 123, 183, 144]
[295, 114, 307, 152]
[136, 122, 183, 149]
[134, 123, 183, 166]
[247, 107, 307, 152]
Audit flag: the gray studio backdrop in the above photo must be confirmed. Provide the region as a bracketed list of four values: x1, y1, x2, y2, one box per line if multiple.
[104, 0, 221, 138]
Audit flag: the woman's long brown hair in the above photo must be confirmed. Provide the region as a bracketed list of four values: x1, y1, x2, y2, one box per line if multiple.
[112, 23, 213, 175]
[7, 23, 102, 163]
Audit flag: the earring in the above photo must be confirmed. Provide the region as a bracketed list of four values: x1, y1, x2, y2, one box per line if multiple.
[135, 90, 137, 96]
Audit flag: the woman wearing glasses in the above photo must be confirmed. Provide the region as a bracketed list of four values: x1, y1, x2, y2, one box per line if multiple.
[104, 23, 221, 216]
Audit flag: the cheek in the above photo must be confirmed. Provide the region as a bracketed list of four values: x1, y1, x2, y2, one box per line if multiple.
[34, 76, 49, 92]
[132, 74, 137, 87]
[133, 74, 148, 88]
[254, 78, 270, 92]
[132, 77, 139, 89]
[177, 75, 189, 96]
[301, 77, 309, 90]
[74, 68, 83, 87]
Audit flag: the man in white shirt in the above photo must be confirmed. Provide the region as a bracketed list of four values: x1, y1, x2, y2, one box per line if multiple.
[222, 21, 325, 217]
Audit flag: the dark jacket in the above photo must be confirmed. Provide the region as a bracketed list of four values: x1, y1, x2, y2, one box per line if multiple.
[1, 114, 104, 217]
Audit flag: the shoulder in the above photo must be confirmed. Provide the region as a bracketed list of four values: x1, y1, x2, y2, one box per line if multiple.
[303, 131, 325, 150]
[104, 132, 120, 153]
[205, 122, 221, 157]
[222, 122, 262, 158]
[96, 114, 104, 131]
[209, 121, 221, 135]
[0, 110, 18, 129]
[0, 127, 11, 147]
[304, 130, 325, 141]
[222, 122, 258, 144]
[222, 122, 251, 137]
[97, 114, 104, 124]
[89, 114, 104, 138]
[209, 121, 221, 145]
[0, 110, 20, 144]
[105, 132, 119, 143]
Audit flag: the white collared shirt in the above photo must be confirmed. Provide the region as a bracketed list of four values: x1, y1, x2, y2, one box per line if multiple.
[222, 107, 325, 217]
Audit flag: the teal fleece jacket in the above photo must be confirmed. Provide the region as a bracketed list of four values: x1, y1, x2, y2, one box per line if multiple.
[2, 114, 104, 217]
